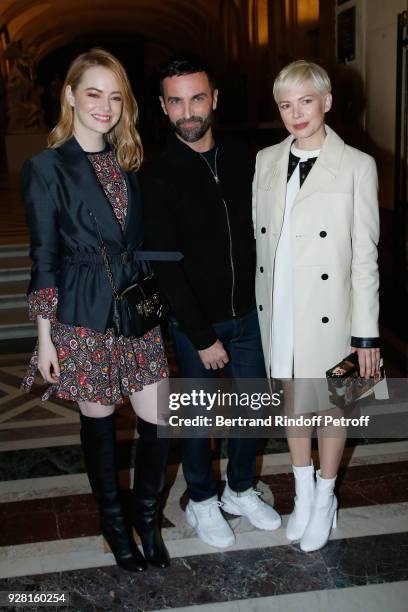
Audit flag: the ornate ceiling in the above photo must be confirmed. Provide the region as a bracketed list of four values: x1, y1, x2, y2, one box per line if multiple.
[0, 0, 222, 60]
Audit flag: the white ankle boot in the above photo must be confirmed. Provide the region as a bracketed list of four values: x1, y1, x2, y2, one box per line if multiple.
[300, 469, 338, 552]
[286, 461, 315, 541]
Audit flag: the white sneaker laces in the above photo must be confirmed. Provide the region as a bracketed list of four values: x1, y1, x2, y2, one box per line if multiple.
[209, 500, 224, 517]
[195, 499, 224, 519]
[240, 489, 264, 508]
[250, 488, 263, 499]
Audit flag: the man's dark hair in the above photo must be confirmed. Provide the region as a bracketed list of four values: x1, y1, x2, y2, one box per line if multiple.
[159, 55, 216, 95]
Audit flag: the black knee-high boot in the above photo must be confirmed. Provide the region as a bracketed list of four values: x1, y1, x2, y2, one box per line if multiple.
[80, 412, 147, 572]
[133, 418, 171, 568]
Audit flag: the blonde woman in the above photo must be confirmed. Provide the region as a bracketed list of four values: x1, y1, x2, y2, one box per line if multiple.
[21, 49, 170, 570]
[253, 60, 380, 551]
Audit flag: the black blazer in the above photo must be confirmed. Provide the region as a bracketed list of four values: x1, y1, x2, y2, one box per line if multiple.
[21, 136, 144, 332]
[141, 133, 256, 350]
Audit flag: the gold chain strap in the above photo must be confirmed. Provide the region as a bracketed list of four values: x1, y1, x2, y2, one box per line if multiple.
[100, 244, 121, 300]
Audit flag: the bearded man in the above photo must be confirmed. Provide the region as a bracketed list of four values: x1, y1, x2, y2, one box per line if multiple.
[141, 56, 281, 549]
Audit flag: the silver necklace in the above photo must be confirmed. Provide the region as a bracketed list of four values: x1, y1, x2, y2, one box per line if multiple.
[198, 147, 220, 183]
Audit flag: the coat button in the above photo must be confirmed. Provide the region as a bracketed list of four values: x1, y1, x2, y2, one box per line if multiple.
[261, 227, 266, 234]
[322, 316, 329, 323]
[321, 273, 329, 280]
[259, 305, 263, 311]
[260, 266, 264, 273]
[320, 231, 327, 237]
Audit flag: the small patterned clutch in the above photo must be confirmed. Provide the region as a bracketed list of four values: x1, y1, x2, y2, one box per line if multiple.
[326, 352, 384, 408]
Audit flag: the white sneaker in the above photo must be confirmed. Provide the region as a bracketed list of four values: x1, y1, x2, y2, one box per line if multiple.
[185, 497, 236, 548]
[221, 483, 282, 530]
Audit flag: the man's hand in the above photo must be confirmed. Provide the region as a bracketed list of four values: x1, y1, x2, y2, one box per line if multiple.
[198, 340, 229, 370]
[350, 347, 381, 378]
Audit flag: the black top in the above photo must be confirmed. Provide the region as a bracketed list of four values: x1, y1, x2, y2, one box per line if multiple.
[287, 151, 318, 186]
[199, 146, 218, 176]
[21, 136, 144, 332]
[141, 132, 256, 350]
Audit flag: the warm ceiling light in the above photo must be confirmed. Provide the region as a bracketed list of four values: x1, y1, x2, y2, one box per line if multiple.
[296, 0, 319, 25]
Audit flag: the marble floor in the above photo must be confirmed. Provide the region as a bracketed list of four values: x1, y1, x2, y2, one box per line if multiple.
[0, 350, 407, 611]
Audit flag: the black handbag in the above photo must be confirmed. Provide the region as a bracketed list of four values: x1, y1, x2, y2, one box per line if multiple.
[89, 210, 173, 338]
[109, 262, 169, 338]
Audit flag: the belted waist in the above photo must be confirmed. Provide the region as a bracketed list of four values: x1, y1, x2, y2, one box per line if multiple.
[62, 248, 183, 265]
[62, 248, 137, 265]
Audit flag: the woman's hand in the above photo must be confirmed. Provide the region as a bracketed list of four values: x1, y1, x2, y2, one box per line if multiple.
[38, 336, 60, 383]
[350, 347, 381, 378]
[37, 316, 60, 383]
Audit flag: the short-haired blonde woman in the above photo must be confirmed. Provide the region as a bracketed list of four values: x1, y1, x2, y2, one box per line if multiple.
[253, 60, 380, 551]
[21, 49, 170, 570]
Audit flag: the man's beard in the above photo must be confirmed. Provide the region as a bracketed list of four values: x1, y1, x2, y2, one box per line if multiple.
[171, 112, 213, 143]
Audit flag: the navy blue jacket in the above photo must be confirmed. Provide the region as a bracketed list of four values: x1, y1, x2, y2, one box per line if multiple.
[21, 136, 144, 332]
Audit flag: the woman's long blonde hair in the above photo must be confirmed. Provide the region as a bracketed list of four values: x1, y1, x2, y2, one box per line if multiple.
[48, 48, 143, 171]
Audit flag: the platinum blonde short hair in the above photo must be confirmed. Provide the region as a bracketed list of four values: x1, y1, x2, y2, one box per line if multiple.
[273, 60, 331, 103]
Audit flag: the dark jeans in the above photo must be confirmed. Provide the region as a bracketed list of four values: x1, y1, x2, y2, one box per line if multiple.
[169, 307, 266, 502]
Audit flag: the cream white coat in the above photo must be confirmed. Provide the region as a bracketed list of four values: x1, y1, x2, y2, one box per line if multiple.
[253, 125, 380, 378]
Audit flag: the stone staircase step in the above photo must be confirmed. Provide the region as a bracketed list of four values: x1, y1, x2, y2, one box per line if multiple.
[0, 295, 26, 310]
[0, 268, 30, 283]
[0, 281, 28, 310]
[0, 246, 32, 338]
[0, 307, 34, 339]
[0, 308, 30, 325]
[0, 244, 29, 259]
[0, 323, 36, 340]
[0, 250, 31, 284]
[0, 246, 31, 287]
[0, 280, 29, 296]
[0, 256, 31, 269]
[0, 267, 30, 283]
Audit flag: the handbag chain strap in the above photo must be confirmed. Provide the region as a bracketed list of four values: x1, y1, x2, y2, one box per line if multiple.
[88, 210, 121, 300]
[100, 243, 121, 300]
